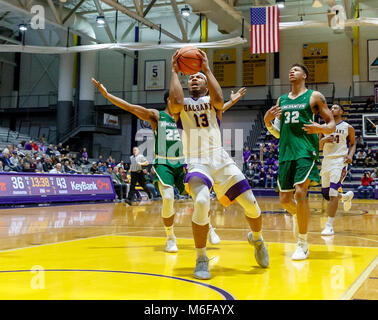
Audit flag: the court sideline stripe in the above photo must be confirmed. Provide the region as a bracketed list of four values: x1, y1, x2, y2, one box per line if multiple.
[339, 256, 378, 300]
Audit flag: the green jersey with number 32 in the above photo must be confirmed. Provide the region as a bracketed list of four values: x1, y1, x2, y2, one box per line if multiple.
[278, 89, 319, 163]
[153, 111, 184, 168]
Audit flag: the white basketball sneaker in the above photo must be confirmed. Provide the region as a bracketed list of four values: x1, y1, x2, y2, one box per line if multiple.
[342, 191, 354, 212]
[321, 224, 334, 236]
[208, 226, 221, 245]
[165, 238, 178, 253]
[291, 241, 309, 260]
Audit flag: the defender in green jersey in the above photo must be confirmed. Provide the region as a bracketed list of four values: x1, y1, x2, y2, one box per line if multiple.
[264, 64, 335, 261]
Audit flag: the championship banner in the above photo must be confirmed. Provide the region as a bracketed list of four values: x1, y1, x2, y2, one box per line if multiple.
[242, 48, 266, 86]
[144, 60, 166, 91]
[303, 43, 328, 83]
[0, 173, 116, 204]
[213, 48, 236, 87]
[368, 39, 378, 81]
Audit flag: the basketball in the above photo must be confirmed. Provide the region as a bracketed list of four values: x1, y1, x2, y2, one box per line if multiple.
[177, 46, 202, 75]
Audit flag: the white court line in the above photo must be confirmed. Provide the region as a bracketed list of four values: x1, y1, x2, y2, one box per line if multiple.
[339, 256, 378, 300]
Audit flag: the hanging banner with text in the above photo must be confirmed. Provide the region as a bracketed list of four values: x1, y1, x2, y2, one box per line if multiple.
[213, 48, 236, 87]
[0, 173, 116, 204]
[144, 60, 166, 91]
[242, 48, 266, 86]
[368, 39, 378, 81]
[303, 43, 328, 83]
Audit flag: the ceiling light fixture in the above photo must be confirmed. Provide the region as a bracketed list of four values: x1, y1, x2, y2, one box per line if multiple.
[312, 0, 323, 8]
[181, 5, 190, 17]
[96, 15, 105, 25]
[18, 23, 27, 32]
[276, 0, 285, 9]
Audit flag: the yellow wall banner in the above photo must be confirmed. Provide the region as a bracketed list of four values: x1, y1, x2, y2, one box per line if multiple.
[242, 48, 266, 86]
[213, 48, 236, 87]
[303, 43, 328, 83]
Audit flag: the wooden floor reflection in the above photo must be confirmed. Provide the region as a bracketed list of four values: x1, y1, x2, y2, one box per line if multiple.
[0, 195, 377, 300]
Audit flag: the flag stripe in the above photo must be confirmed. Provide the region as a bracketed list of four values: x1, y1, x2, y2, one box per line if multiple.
[250, 5, 279, 54]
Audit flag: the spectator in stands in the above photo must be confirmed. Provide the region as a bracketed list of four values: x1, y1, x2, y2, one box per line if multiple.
[110, 166, 127, 201]
[81, 148, 89, 165]
[0, 152, 13, 171]
[117, 167, 130, 199]
[57, 143, 64, 154]
[365, 96, 375, 111]
[69, 160, 81, 174]
[46, 144, 54, 157]
[90, 162, 98, 174]
[243, 146, 252, 172]
[355, 149, 366, 167]
[245, 163, 255, 188]
[72, 153, 81, 166]
[365, 147, 375, 168]
[143, 168, 158, 199]
[53, 146, 61, 157]
[356, 136, 366, 151]
[251, 154, 259, 166]
[17, 141, 26, 149]
[375, 148, 378, 163]
[0, 161, 3, 172]
[31, 141, 39, 152]
[259, 167, 266, 187]
[265, 167, 275, 188]
[24, 140, 33, 151]
[10, 151, 19, 168]
[371, 168, 378, 181]
[43, 158, 53, 172]
[97, 161, 106, 173]
[49, 163, 63, 174]
[22, 161, 35, 172]
[61, 145, 70, 156]
[3, 144, 11, 155]
[40, 133, 47, 144]
[35, 157, 44, 172]
[97, 155, 104, 164]
[29, 158, 37, 171]
[266, 153, 276, 166]
[357, 171, 374, 198]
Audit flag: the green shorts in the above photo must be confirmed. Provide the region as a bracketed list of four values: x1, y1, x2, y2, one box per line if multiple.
[153, 164, 186, 194]
[278, 158, 320, 192]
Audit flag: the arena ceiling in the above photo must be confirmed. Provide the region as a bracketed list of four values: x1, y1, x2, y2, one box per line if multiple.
[0, 0, 377, 45]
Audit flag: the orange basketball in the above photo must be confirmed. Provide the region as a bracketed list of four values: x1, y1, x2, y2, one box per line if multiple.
[177, 46, 202, 75]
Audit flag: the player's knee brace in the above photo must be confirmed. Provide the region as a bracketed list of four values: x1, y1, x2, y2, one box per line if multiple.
[237, 190, 261, 219]
[190, 182, 210, 226]
[321, 187, 330, 201]
[160, 185, 175, 219]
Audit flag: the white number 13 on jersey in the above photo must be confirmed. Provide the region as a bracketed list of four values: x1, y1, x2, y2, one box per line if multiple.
[284, 111, 300, 124]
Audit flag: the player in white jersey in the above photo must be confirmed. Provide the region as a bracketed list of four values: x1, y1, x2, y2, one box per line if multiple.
[319, 104, 356, 236]
[169, 49, 269, 280]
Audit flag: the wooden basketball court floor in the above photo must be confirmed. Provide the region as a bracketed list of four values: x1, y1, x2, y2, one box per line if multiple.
[0, 195, 376, 300]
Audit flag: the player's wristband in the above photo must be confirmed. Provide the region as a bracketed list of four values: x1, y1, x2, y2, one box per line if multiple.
[266, 125, 280, 138]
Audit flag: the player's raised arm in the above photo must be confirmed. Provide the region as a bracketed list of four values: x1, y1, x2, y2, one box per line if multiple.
[345, 125, 356, 164]
[197, 49, 224, 110]
[92, 78, 159, 129]
[303, 91, 335, 135]
[264, 98, 281, 139]
[169, 50, 184, 115]
[222, 87, 246, 113]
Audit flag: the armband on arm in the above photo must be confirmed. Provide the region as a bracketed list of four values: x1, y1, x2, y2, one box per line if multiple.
[267, 118, 280, 138]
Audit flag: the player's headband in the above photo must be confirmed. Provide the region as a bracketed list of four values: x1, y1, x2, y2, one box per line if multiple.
[190, 72, 207, 83]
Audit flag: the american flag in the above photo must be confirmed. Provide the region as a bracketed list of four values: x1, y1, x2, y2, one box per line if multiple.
[250, 5, 280, 54]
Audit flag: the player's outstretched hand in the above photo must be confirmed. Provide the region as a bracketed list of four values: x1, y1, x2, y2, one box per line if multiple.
[344, 154, 353, 164]
[171, 50, 180, 73]
[92, 78, 108, 97]
[264, 105, 281, 124]
[230, 87, 246, 104]
[303, 120, 324, 134]
[197, 49, 210, 72]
